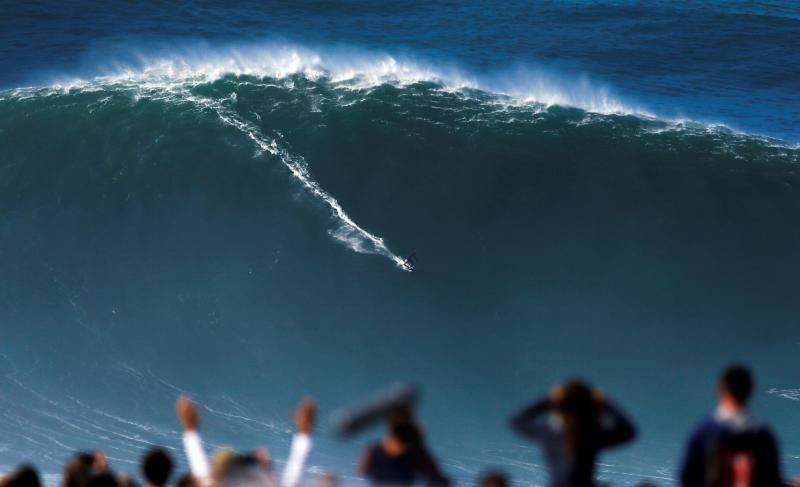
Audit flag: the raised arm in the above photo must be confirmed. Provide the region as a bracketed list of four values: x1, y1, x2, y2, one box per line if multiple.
[598, 399, 637, 448]
[509, 397, 551, 439]
[177, 395, 211, 484]
[281, 397, 316, 487]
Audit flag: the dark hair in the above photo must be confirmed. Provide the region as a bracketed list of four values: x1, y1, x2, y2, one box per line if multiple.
[555, 380, 601, 460]
[479, 470, 509, 487]
[3, 465, 41, 487]
[86, 473, 117, 487]
[388, 406, 422, 447]
[141, 448, 173, 486]
[63, 454, 93, 487]
[720, 364, 753, 405]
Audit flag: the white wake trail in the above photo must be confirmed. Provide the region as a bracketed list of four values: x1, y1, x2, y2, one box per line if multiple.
[183, 92, 411, 271]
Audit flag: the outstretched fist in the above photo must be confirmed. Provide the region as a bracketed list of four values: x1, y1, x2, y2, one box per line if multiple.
[176, 395, 200, 431]
[294, 397, 316, 435]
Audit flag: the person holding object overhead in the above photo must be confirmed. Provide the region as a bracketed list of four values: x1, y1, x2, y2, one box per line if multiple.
[509, 379, 636, 487]
[358, 405, 450, 486]
[332, 383, 449, 486]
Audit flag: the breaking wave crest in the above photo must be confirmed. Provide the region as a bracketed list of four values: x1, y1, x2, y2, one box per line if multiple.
[41, 41, 647, 116]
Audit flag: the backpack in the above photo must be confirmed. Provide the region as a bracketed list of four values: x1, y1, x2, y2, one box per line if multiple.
[706, 427, 779, 487]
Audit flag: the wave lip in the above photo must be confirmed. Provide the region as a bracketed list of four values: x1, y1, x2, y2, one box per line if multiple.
[38, 41, 652, 117]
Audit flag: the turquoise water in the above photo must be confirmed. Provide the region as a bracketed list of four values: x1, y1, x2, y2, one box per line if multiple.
[1, 2, 800, 484]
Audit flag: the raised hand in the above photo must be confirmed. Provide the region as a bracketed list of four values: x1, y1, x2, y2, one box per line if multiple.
[176, 395, 200, 431]
[294, 397, 317, 435]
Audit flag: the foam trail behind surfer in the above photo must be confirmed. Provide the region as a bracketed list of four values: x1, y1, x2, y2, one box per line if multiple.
[172, 88, 412, 272]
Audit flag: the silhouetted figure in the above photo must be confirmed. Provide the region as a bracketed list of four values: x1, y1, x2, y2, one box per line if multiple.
[86, 473, 118, 487]
[63, 451, 111, 487]
[403, 250, 417, 269]
[1, 465, 41, 487]
[479, 470, 509, 487]
[679, 364, 782, 487]
[141, 448, 172, 487]
[510, 379, 636, 487]
[359, 406, 450, 486]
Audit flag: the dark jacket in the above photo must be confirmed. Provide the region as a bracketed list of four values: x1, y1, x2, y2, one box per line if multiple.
[363, 442, 450, 486]
[679, 411, 782, 487]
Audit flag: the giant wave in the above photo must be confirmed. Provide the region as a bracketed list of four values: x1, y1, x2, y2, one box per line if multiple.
[2, 42, 800, 484]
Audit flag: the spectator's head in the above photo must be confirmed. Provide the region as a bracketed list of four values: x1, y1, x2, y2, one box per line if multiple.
[479, 470, 509, 487]
[63, 453, 95, 487]
[212, 451, 272, 487]
[211, 449, 238, 479]
[387, 406, 421, 447]
[718, 364, 753, 410]
[63, 451, 114, 487]
[141, 448, 172, 487]
[1, 465, 41, 487]
[553, 379, 601, 459]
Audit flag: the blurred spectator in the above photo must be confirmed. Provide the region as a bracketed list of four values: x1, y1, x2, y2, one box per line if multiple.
[679, 364, 782, 486]
[63, 451, 112, 487]
[358, 406, 450, 486]
[141, 448, 172, 487]
[509, 379, 636, 487]
[0, 465, 41, 487]
[479, 470, 509, 487]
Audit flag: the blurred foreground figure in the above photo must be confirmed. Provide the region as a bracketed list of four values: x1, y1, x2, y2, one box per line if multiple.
[509, 379, 636, 487]
[479, 470, 509, 487]
[62, 451, 119, 487]
[141, 448, 172, 487]
[358, 407, 450, 485]
[176, 395, 315, 487]
[679, 364, 782, 487]
[331, 383, 450, 485]
[0, 465, 41, 487]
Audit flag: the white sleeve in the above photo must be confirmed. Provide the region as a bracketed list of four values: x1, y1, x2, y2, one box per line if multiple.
[182, 430, 212, 483]
[281, 433, 313, 487]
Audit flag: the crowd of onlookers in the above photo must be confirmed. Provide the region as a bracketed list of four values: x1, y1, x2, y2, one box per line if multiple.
[0, 363, 796, 486]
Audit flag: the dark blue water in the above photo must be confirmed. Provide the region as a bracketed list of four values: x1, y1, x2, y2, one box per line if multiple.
[1, 1, 800, 485]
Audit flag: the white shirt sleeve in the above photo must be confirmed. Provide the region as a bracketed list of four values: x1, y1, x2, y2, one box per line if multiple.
[281, 433, 313, 487]
[182, 430, 212, 483]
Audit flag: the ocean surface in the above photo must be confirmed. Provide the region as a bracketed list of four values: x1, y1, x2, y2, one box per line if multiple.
[1, 1, 799, 484]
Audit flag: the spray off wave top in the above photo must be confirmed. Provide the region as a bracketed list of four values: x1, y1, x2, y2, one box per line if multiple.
[25, 41, 650, 117]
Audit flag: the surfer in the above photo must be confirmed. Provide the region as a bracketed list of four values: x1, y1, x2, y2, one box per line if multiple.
[403, 250, 417, 269]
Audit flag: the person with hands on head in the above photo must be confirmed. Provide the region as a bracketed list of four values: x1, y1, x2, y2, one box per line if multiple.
[509, 379, 636, 487]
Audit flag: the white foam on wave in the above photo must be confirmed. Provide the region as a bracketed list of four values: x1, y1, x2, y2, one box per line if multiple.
[768, 388, 800, 401]
[175, 88, 412, 271]
[10, 44, 421, 271]
[41, 41, 646, 116]
[11, 42, 793, 268]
